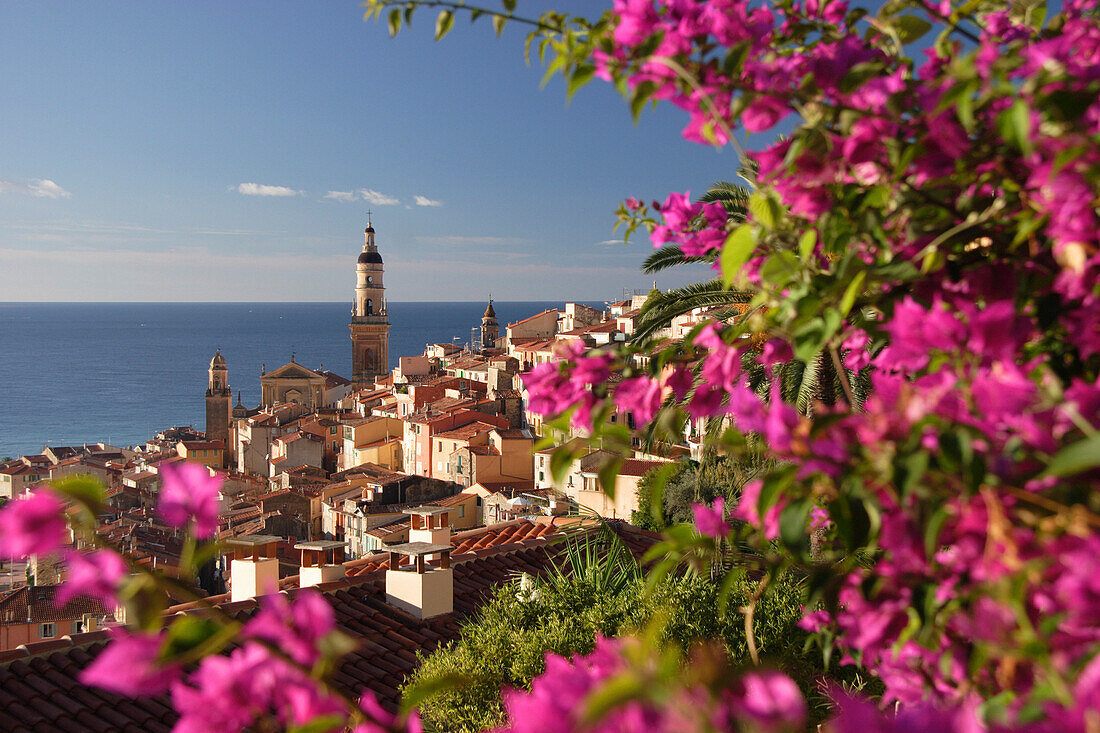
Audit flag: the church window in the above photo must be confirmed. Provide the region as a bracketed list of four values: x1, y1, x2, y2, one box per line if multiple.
[366, 299, 373, 315]
[367, 276, 373, 283]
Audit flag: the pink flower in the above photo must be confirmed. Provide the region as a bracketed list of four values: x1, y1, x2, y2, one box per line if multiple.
[730, 670, 806, 729]
[57, 549, 127, 607]
[0, 489, 68, 560]
[693, 498, 730, 539]
[733, 479, 783, 539]
[171, 642, 275, 733]
[158, 461, 223, 538]
[614, 376, 664, 426]
[80, 628, 181, 696]
[742, 95, 790, 132]
[355, 690, 423, 733]
[243, 589, 336, 667]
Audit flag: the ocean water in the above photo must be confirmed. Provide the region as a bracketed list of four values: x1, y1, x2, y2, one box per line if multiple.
[0, 301, 566, 459]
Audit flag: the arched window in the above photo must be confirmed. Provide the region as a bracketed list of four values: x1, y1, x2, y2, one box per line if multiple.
[366, 299, 373, 315]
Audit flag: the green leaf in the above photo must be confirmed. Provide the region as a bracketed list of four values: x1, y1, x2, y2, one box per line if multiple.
[289, 717, 346, 733]
[1042, 434, 1100, 478]
[999, 98, 1033, 155]
[50, 475, 107, 514]
[748, 192, 780, 230]
[492, 13, 507, 36]
[894, 14, 932, 44]
[387, 8, 402, 37]
[566, 64, 596, 100]
[1011, 98, 1033, 155]
[580, 671, 646, 725]
[434, 10, 454, 40]
[160, 616, 232, 664]
[720, 225, 756, 288]
[779, 498, 813, 553]
[798, 230, 817, 260]
[829, 495, 875, 551]
[923, 504, 952, 557]
[501, 0, 516, 12]
[838, 270, 867, 317]
[401, 670, 473, 713]
[646, 462, 679, 529]
[598, 456, 623, 499]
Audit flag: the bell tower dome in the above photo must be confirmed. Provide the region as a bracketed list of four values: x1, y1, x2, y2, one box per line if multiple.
[350, 216, 391, 387]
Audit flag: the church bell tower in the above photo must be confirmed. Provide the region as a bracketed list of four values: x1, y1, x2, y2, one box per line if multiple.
[350, 218, 390, 387]
[205, 349, 231, 466]
[480, 298, 498, 351]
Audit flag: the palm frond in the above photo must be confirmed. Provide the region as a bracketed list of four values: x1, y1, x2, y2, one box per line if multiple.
[634, 280, 754, 341]
[642, 245, 716, 274]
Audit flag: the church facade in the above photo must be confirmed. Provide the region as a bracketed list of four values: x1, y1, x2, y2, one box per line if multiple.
[349, 220, 390, 387]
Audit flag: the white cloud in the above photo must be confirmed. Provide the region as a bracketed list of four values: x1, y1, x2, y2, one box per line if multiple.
[595, 239, 625, 246]
[414, 195, 442, 207]
[235, 182, 302, 197]
[324, 188, 400, 205]
[0, 178, 72, 198]
[359, 189, 400, 206]
[324, 190, 357, 202]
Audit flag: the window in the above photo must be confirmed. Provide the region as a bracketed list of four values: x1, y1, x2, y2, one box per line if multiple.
[539, 471, 544, 482]
[459, 506, 465, 518]
[71, 621, 83, 635]
[39, 623, 56, 639]
[438, 441, 443, 452]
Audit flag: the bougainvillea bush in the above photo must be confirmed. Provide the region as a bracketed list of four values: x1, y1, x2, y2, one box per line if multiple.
[368, 0, 1100, 729]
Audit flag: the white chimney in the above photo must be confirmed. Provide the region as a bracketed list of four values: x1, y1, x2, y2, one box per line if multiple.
[405, 505, 452, 545]
[296, 540, 347, 588]
[385, 542, 453, 619]
[226, 535, 282, 602]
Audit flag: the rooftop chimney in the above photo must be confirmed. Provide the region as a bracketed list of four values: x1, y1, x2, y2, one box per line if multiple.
[405, 505, 451, 545]
[226, 535, 282, 603]
[295, 540, 347, 588]
[385, 542, 453, 619]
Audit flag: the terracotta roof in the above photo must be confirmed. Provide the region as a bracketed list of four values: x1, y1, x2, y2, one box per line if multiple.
[0, 586, 111, 625]
[507, 308, 558, 328]
[618, 458, 672, 477]
[434, 421, 498, 442]
[475, 479, 537, 493]
[0, 520, 658, 730]
[179, 440, 224, 451]
[433, 492, 478, 508]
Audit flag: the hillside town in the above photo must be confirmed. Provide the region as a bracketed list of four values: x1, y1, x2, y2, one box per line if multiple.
[0, 222, 714, 668]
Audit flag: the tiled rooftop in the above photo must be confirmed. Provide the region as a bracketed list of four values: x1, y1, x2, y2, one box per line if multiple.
[0, 520, 657, 731]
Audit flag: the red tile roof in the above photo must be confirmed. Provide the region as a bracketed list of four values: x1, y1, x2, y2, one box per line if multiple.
[619, 458, 671, 477]
[0, 586, 111, 625]
[0, 520, 657, 730]
[507, 308, 558, 328]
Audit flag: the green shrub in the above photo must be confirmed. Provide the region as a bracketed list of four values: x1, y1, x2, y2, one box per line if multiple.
[404, 569, 813, 732]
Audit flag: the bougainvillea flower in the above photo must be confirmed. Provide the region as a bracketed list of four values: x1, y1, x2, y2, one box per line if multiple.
[0, 489, 68, 560]
[157, 461, 223, 539]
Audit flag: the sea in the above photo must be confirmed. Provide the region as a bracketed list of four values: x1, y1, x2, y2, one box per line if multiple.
[0, 301, 574, 460]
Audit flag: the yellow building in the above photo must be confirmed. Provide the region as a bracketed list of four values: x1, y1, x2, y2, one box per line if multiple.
[176, 440, 224, 469]
[340, 415, 404, 471]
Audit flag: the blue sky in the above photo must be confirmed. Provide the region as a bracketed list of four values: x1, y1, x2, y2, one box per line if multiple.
[0, 1, 743, 301]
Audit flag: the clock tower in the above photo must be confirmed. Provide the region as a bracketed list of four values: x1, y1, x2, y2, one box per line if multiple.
[350, 218, 390, 387]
